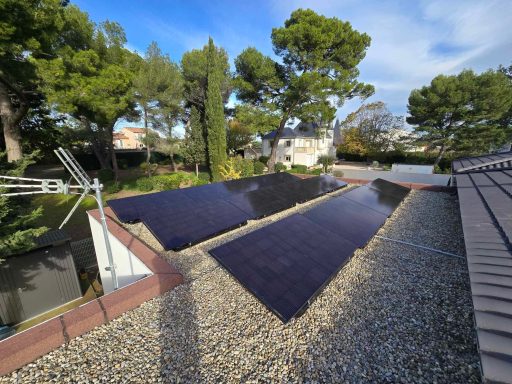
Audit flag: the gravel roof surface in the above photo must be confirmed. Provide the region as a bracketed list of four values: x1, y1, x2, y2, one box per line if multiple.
[2, 189, 480, 383]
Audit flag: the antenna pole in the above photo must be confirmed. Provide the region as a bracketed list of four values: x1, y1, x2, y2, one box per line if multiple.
[93, 178, 118, 290]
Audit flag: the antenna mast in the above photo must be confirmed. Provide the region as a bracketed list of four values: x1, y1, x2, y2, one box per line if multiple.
[0, 148, 118, 290]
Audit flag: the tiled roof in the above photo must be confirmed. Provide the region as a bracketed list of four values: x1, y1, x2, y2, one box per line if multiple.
[454, 162, 512, 383]
[113, 133, 128, 139]
[123, 127, 145, 133]
[262, 121, 333, 140]
[262, 127, 296, 140]
[452, 151, 512, 174]
[34, 229, 71, 249]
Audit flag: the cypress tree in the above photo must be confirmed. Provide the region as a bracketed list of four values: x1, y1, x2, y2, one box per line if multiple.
[182, 106, 207, 177]
[204, 37, 227, 181]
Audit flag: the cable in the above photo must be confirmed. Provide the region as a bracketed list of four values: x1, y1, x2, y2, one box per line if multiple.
[374, 235, 465, 259]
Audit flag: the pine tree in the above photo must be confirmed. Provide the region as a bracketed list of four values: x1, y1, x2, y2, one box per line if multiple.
[183, 106, 207, 177]
[204, 37, 227, 181]
[0, 152, 48, 260]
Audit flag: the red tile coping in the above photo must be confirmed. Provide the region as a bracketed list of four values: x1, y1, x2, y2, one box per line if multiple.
[0, 209, 183, 376]
[294, 173, 453, 192]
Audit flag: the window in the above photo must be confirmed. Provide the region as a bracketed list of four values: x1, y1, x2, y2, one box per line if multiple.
[285, 155, 291, 162]
[285, 140, 291, 147]
[305, 140, 312, 147]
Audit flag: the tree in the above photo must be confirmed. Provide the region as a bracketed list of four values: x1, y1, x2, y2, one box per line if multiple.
[234, 9, 374, 172]
[0, 151, 48, 260]
[133, 42, 182, 176]
[182, 106, 206, 177]
[0, 0, 68, 162]
[181, 39, 231, 180]
[37, 10, 140, 180]
[318, 155, 335, 173]
[204, 38, 227, 181]
[339, 102, 404, 156]
[407, 69, 512, 165]
[226, 118, 254, 154]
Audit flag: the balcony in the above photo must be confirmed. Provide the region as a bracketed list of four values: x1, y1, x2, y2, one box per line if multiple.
[294, 147, 314, 154]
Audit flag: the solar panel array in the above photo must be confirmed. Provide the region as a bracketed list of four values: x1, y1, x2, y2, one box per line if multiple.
[108, 173, 347, 250]
[209, 179, 409, 322]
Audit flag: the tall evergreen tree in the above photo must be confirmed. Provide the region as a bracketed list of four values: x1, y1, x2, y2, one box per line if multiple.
[204, 38, 227, 181]
[0, 152, 47, 260]
[182, 106, 206, 177]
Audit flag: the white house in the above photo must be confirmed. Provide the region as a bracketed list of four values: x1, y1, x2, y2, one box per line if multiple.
[262, 121, 336, 168]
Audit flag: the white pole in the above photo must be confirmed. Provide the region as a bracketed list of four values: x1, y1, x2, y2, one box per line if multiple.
[93, 178, 118, 290]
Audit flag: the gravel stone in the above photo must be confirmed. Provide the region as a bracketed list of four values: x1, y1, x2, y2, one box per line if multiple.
[2, 188, 480, 383]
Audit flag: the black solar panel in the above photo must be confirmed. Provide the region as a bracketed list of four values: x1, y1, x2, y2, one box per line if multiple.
[302, 195, 388, 248]
[209, 181, 409, 322]
[107, 173, 300, 222]
[367, 178, 410, 200]
[209, 214, 358, 322]
[143, 199, 251, 250]
[342, 186, 403, 216]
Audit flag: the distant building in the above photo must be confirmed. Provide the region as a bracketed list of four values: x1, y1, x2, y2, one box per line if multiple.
[262, 121, 336, 168]
[113, 127, 147, 149]
[243, 146, 262, 160]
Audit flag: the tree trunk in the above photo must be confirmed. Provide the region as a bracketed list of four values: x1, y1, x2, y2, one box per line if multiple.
[81, 117, 110, 169]
[267, 116, 288, 173]
[170, 148, 177, 172]
[0, 81, 26, 162]
[195, 163, 199, 177]
[434, 143, 446, 167]
[109, 142, 119, 183]
[144, 107, 152, 177]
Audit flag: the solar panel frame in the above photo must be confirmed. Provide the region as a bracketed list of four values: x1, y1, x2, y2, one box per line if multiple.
[342, 186, 403, 217]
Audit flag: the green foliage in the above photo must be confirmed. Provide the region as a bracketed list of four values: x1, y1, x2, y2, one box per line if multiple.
[291, 164, 308, 174]
[227, 119, 254, 154]
[151, 174, 186, 190]
[234, 9, 374, 171]
[232, 157, 254, 177]
[0, 152, 48, 259]
[274, 162, 287, 172]
[219, 158, 242, 180]
[182, 106, 207, 167]
[318, 155, 336, 173]
[309, 168, 322, 175]
[258, 155, 269, 165]
[136, 177, 154, 192]
[139, 161, 159, 173]
[98, 168, 114, 183]
[105, 181, 121, 194]
[407, 69, 512, 164]
[198, 172, 211, 183]
[205, 38, 228, 181]
[253, 161, 266, 175]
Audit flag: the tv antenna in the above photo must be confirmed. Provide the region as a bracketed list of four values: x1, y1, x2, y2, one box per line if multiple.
[0, 148, 118, 290]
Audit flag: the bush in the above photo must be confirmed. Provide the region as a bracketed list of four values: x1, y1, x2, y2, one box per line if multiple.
[274, 162, 286, 172]
[139, 161, 158, 173]
[309, 168, 322, 175]
[258, 155, 269, 165]
[198, 171, 210, 183]
[235, 157, 254, 177]
[291, 164, 308, 174]
[98, 168, 114, 183]
[151, 174, 185, 191]
[318, 155, 336, 173]
[105, 181, 121, 194]
[333, 170, 344, 178]
[253, 161, 266, 175]
[136, 177, 154, 192]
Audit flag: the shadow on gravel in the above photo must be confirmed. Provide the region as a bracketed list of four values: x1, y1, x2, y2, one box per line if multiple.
[158, 282, 202, 383]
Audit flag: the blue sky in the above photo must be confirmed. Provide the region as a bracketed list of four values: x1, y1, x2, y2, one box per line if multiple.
[73, 0, 512, 133]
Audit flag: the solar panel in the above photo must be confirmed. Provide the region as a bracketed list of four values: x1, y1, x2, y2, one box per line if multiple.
[367, 178, 410, 200]
[342, 186, 403, 216]
[143, 199, 251, 250]
[108, 173, 299, 222]
[302, 194, 388, 248]
[226, 175, 346, 219]
[209, 214, 358, 322]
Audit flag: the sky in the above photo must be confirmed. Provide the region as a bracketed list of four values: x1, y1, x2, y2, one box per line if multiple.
[73, 0, 512, 133]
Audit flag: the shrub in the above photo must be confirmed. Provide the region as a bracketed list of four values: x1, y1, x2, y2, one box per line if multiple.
[258, 155, 269, 165]
[291, 164, 307, 174]
[309, 168, 322, 175]
[151, 174, 185, 191]
[333, 170, 344, 178]
[198, 172, 210, 183]
[136, 177, 154, 192]
[371, 160, 380, 169]
[105, 181, 121, 194]
[274, 162, 286, 172]
[139, 161, 158, 173]
[235, 157, 254, 177]
[219, 158, 242, 180]
[98, 168, 114, 183]
[318, 155, 336, 173]
[253, 161, 266, 175]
